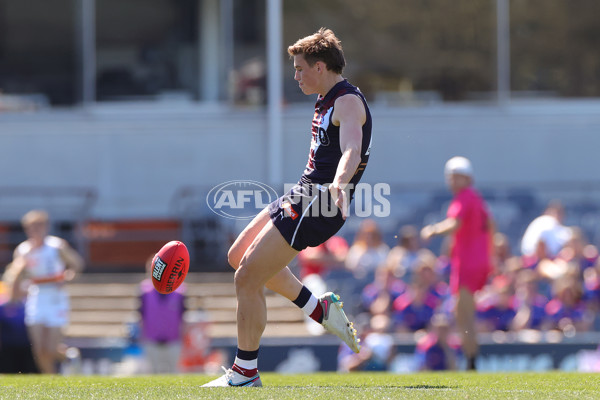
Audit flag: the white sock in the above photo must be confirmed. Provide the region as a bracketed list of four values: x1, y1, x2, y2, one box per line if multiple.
[234, 356, 257, 370]
[301, 294, 319, 316]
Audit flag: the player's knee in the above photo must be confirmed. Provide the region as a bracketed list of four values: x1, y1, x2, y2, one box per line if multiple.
[234, 262, 260, 294]
[233, 265, 249, 291]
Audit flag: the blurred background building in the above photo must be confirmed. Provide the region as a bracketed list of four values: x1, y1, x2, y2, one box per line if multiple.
[1, 0, 600, 374]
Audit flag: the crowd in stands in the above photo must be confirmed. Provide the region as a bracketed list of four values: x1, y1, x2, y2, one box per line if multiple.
[297, 201, 600, 371]
[3, 201, 600, 374]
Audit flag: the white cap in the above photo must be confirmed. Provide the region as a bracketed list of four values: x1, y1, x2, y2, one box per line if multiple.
[444, 156, 473, 177]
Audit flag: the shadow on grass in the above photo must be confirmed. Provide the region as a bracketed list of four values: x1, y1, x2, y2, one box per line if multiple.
[279, 384, 456, 390]
[403, 385, 456, 389]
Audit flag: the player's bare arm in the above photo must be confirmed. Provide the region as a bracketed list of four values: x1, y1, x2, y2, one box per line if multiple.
[421, 217, 461, 241]
[58, 240, 85, 280]
[329, 94, 366, 219]
[8, 257, 28, 282]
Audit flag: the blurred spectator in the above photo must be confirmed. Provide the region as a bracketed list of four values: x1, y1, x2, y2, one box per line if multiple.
[360, 266, 406, 316]
[420, 156, 493, 370]
[491, 232, 524, 283]
[116, 316, 146, 375]
[493, 232, 512, 269]
[543, 277, 592, 333]
[232, 57, 266, 105]
[139, 255, 186, 374]
[345, 219, 390, 284]
[385, 225, 436, 281]
[338, 314, 395, 372]
[0, 260, 38, 374]
[556, 227, 598, 278]
[511, 269, 549, 331]
[297, 236, 349, 281]
[476, 234, 523, 332]
[521, 201, 572, 264]
[178, 310, 225, 374]
[476, 278, 516, 332]
[414, 314, 461, 371]
[392, 283, 437, 332]
[583, 261, 600, 313]
[13, 210, 84, 374]
[535, 257, 571, 298]
[412, 253, 450, 305]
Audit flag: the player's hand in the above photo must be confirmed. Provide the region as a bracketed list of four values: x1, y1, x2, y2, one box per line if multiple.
[63, 269, 76, 282]
[420, 225, 436, 241]
[329, 182, 349, 220]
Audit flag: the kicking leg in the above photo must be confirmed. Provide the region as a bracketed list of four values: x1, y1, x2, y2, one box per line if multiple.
[229, 209, 359, 353]
[228, 209, 325, 325]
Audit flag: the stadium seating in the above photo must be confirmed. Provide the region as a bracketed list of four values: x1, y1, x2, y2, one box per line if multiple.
[63, 273, 308, 340]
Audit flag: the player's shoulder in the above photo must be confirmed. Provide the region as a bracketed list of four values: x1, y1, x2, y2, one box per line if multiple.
[456, 186, 482, 204]
[333, 93, 366, 124]
[334, 91, 365, 108]
[45, 235, 67, 248]
[460, 186, 478, 198]
[15, 240, 30, 252]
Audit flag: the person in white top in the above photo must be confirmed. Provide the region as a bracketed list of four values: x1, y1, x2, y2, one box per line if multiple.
[520, 201, 572, 259]
[12, 210, 84, 374]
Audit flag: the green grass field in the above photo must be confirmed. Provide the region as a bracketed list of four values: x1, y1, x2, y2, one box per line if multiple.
[1, 372, 599, 399]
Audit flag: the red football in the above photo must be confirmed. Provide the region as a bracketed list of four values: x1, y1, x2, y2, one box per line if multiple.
[151, 240, 190, 294]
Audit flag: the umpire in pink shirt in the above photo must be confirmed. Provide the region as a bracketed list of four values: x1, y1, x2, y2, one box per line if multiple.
[421, 156, 494, 370]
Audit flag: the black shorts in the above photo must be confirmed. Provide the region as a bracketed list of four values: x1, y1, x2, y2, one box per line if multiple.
[269, 182, 345, 251]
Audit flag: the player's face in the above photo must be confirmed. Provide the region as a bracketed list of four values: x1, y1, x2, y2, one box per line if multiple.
[24, 220, 48, 242]
[445, 173, 471, 193]
[293, 55, 320, 95]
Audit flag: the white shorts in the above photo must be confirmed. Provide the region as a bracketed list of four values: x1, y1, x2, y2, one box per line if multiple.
[25, 286, 69, 328]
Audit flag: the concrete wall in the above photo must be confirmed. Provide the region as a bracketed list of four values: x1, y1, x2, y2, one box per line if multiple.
[1, 99, 599, 219]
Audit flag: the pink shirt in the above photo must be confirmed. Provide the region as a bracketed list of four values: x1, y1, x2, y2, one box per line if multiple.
[447, 187, 491, 293]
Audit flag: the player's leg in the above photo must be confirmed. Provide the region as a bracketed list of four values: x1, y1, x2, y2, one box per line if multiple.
[46, 326, 64, 373]
[144, 342, 162, 373]
[27, 324, 55, 373]
[166, 342, 182, 373]
[154, 344, 171, 374]
[226, 208, 270, 269]
[202, 221, 297, 387]
[234, 221, 299, 352]
[228, 206, 337, 335]
[227, 208, 305, 301]
[455, 287, 478, 370]
[232, 200, 359, 354]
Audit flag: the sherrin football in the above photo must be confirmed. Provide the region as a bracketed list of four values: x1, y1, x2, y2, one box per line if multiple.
[151, 240, 190, 294]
